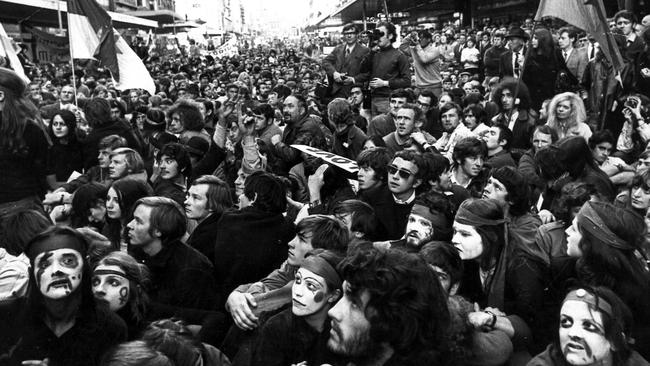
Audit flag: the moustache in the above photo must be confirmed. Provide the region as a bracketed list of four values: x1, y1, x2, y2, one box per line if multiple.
[47, 277, 73, 291]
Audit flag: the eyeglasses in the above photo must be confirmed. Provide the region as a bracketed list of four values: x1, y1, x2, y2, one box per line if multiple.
[388, 165, 414, 180]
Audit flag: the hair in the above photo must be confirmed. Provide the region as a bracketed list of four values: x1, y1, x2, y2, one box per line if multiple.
[95, 251, 150, 323]
[110, 147, 145, 175]
[546, 92, 587, 133]
[356, 147, 391, 184]
[399, 103, 425, 127]
[588, 129, 615, 149]
[422, 152, 452, 188]
[303, 249, 345, 292]
[342, 23, 358, 34]
[389, 88, 410, 101]
[393, 150, 428, 190]
[440, 101, 462, 117]
[243, 171, 287, 214]
[452, 137, 487, 167]
[0, 67, 42, 154]
[532, 27, 555, 57]
[332, 199, 379, 240]
[532, 124, 559, 143]
[109, 179, 152, 225]
[327, 98, 353, 125]
[99, 135, 128, 151]
[338, 248, 449, 361]
[191, 175, 233, 215]
[558, 136, 599, 179]
[614, 9, 637, 23]
[413, 191, 455, 241]
[0, 209, 52, 255]
[48, 109, 77, 142]
[132, 197, 187, 244]
[296, 214, 349, 254]
[418, 29, 432, 40]
[85, 98, 113, 127]
[157, 143, 192, 178]
[559, 26, 578, 44]
[493, 124, 513, 151]
[252, 103, 275, 121]
[550, 181, 595, 225]
[167, 100, 205, 132]
[101, 341, 174, 366]
[576, 203, 649, 297]
[456, 199, 506, 270]
[490, 166, 530, 217]
[71, 182, 109, 229]
[419, 241, 464, 290]
[492, 78, 531, 111]
[550, 286, 634, 366]
[376, 21, 397, 43]
[463, 103, 488, 126]
[141, 319, 204, 366]
[419, 89, 438, 106]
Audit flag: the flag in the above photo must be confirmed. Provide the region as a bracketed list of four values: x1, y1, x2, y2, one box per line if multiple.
[535, 0, 624, 75]
[0, 23, 28, 83]
[66, 0, 155, 94]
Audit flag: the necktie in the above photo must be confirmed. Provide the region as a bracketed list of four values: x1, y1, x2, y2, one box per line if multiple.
[590, 46, 595, 60]
[345, 48, 350, 58]
[563, 51, 568, 61]
[514, 52, 520, 77]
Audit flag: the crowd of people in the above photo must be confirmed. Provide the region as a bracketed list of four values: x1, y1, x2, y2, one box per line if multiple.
[1, 8, 650, 366]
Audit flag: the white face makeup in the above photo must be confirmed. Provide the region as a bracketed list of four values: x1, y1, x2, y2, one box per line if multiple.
[92, 264, 130, 312]
[292, 268, 330, 317]
[34, 248, 83, 300]
[559, 300, 612, 366]
[405, 213, 433, 247]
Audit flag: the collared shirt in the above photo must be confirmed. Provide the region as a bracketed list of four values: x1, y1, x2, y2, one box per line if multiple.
[345, 43, 356, 56]
[393, 190, 416, 205]
[434, 122, 476, 162]
[562, 47, 573, 61]
[512, 49, 524, 77]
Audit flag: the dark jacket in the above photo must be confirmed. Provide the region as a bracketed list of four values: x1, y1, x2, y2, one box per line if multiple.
[213, 207, 295, 303]
[322, 42, 370, 98]
[357, 46, 412, 98]
[332, 124, 367, 160]
[358, 184, 411, 241]
[152, 177, 186, 206]
[81, 120, 142, 170]
[485, 149, 516, 170]
[186, 212, 223, 265]
[484, 45, 507, 77]
[132, 239, 218, 311]
[61, 165, 111, 193]
[273, 113, 325, 175]
[528, 344, 650, 366]
[46, 141, 84, 182]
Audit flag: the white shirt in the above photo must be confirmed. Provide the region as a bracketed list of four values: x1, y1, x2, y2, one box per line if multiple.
[512, 49, 524, 77]
[393, 190, 416, 205]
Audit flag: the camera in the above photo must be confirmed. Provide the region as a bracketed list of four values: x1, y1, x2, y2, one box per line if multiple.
[625, 96, 639, 110]
[368, 28, 385, 47]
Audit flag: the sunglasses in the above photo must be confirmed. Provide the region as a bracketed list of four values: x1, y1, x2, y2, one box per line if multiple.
[388, 165, 414, 180]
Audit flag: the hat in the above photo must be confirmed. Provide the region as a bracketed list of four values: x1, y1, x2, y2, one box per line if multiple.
[151, 131, 179, 150]
[491, 166, 525, 195]
[185, 136, 209, 157]
[505, 27, 529, 40]
[459, 71, 471, 77]
[25, 227, 88, 263]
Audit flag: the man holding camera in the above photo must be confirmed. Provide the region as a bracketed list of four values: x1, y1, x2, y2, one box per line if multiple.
[399, 29, 443, 98]
[323, 24, 370, 99]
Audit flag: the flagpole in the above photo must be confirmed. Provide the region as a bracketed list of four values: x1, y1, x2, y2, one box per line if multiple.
[509, 21, 537, 123]
[65, 2, 79, 109]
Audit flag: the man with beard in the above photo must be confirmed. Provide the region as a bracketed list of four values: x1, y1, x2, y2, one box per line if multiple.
[389, 191, 454, 251]
[367, 88, 409, 138]
[434, 102, 476, 161]
[327, 248, 449, 365]
[5, 226, 126, 366]
[271, 94, 325, 175]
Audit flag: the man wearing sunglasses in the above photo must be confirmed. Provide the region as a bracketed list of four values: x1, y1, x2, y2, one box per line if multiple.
[323, 24, 370, 99]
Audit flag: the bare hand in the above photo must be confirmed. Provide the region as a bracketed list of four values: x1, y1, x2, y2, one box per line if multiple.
[637, 120, 650, 142]
[333, 71, 343, 83]
[468, 311, 493, 329]
[271, 134, 282, 146]
[308, 164, 328, 198]
[369, 78, 387, 89]
[226, 291, 259, 330]
[410, 131, 427, 145]
[22, 359, 49, 366]
[538, 209, 555, 224]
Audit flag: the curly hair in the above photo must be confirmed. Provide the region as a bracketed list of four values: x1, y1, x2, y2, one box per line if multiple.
[338, 248, 449, 362]
[491, 77, 531, 111]
[413, 191, 455, 241]
[546, 92, 587, 133]
[550, 181, 595, 226]
[356, 147, 391, 184]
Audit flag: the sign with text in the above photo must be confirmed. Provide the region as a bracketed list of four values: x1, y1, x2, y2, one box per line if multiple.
[291, 144, 359, 173]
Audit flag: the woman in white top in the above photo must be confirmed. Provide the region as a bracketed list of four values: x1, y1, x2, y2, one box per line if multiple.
[545, 92, 592, 140]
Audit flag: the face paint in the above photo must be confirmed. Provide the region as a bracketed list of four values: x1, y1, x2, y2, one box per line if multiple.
[292, 268, 331, 317]
[92, 264, 130, 312]
[34, 248, 83, 300]
[559, 300, 612, 366]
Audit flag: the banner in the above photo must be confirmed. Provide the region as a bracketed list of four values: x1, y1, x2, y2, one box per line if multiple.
[291, 144, 359, 173]
[213, 38, 239, 58]
[25, 26, 70, 63]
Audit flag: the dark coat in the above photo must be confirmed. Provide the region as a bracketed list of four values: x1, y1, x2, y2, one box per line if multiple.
[332, 124, 367, 160]
[322, 42, 370, 98]
[186, 212, 222, 265]
[213, 207, 295, 302]
[358, 184, 412, 241]
[273, 113, 325, 175]
[81, 120, 142, 170]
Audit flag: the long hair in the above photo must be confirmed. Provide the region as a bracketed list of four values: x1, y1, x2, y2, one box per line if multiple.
[546, 92, 587, 132]
[532, 27, 555, 57]
[47, 109, 78, 144]
[491, 77, 531, 111]
[458, 199, 506, 270]
[0, 67, 42, 154]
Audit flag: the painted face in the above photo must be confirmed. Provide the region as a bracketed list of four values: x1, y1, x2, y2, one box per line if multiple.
[441, 107, 460, 132]
[631, 182, 650, 211]
[327, 281, 374, 358]
[287, 230, 313, 266]
[292, 268, 331, 317]
[169, 113, 184, 134]
[185, 184, 211, 220]
[387, 157, 419, 196]
[34, 248, 83, 300]
[565, 217, 583, 257]
[395, 108, 417, 137]
[592, 142, 612, 164]
[127, 204, 156, 247]
[283, 96, 303, 124]
[532, 131, 553, 151]
[559, 300, 612, 366]
[92, 264, 130, 312]
[158, 155, 180, 180]
[482, 176, 509, 203]
[51, 115, 69, 139]
[556, 100, 572, 120]
[452, 221, 483, 260]
[108, 153, 129, 179]
[106, 187, 122, 220]
[459, 155, 484, 178]
[405, 213, 433, 247]
[357, 165, 381, 191]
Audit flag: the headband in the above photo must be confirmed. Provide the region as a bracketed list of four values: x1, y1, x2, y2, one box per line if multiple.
[301, 256, 342, 289]
[577, 202, 635, 251]
[411, 204, 450, 229]
[26, 234, 87, 262]
[93, 266, 134, 282]
[455, 204, 506, 227]
[563, 288, 613, 318]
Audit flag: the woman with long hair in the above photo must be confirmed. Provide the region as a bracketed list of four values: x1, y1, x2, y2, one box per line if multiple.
[46, 109, 83, 190]
[523, 28, 569, 110]
[546, 92, 592, 140]
[103, 179, 152, 250]
[0, 67, 49, 220]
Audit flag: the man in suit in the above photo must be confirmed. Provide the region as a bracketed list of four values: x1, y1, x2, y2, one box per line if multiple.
[499, 27, 528, 79]
[559, 27, 588, 82]
[322, 24, 370, 99]
[615, 10, 645, 62]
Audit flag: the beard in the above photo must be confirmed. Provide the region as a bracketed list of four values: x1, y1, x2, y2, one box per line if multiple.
[328, 323, 385, 364]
